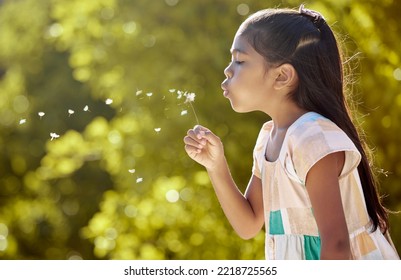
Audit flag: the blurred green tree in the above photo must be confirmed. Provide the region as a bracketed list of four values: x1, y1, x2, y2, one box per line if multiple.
[0, 0, 399, 260]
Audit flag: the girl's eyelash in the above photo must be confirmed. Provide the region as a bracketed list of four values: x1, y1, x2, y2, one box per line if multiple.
[234, 61, 244, 65]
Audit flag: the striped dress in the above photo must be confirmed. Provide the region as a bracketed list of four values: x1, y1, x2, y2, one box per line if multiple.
[252, 112, 399, 259]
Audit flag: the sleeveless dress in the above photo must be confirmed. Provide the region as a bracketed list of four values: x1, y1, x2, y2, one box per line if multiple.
[252, 112, 399, 259]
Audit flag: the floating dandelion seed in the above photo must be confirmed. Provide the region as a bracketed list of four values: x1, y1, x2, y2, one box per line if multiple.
[68, 109, 75, 116]
[154, 127, 161, 133]
[136, 177, 143, 183]
[181, 110, 188, 116]
[169, 89, 176, 93]
[105, 98, 113, 105]
[128, 169, 136, 174]
[38, 112, 45, 119]
[83, 105, 90, 112]
[136, 90, 143, 96]
[146, 92, 153, 97]
[379, 168, 390, 177]
[19, 119, 26, 125]
[50, 132, 60, 141]
[177, 90, 183, 99]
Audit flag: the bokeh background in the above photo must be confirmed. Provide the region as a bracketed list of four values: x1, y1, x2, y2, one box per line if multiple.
[0, 0, 400, 260]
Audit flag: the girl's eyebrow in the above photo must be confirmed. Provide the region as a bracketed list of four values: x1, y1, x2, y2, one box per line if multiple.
[230, 48, 248, 55]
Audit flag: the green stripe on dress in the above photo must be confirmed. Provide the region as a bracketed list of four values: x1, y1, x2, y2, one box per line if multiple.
[269, 210, 285, 234]
[304, 235, 321, 260]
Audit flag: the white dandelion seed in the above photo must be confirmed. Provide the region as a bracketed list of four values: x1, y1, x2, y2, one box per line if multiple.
[19, 119, 26, 125]
[146, 92, 153, 97]
[181, 110, 188, 116]
[50, 132, 60, 141]
[154, 127, 161, 133]
[68, 109, 75, 116]
[128, 169, 136, 174]
[136, 177, 143, 183]
[83, 105, 90, 112]
[136, 90, 143, 96]
[169, 89, 176, 93]
[105, 98, 113, 105]
[177, 90, 183, 99]
[38, 112, 45, 119]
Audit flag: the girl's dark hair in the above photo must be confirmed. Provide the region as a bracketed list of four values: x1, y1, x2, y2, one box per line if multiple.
[239, 8, 389, 233]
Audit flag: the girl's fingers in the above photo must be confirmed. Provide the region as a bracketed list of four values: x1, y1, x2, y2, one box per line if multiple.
[193, 126, 220, 146]
[193, 125, 209, 139]
[184, 125, 221, 158]
[183, 135, 204, 150]
[186, 128, 207, 145]
[186, 128, 197, 140]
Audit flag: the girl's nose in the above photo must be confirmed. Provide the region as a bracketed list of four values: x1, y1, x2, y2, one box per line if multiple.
[224, 63, 233, 79]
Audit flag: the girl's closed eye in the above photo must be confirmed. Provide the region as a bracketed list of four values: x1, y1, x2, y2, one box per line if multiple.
[234, 60, 244, 65]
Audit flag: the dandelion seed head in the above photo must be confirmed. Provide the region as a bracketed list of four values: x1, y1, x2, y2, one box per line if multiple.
[185, 92, 196, 103]
[105, 98, 113, 105]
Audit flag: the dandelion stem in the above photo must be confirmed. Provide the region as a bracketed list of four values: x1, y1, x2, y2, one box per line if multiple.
[189, 102, 199, 125]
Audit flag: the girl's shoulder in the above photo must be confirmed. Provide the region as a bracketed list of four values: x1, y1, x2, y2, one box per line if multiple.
[286, 111, 358, 156]
[285, 112, 361, 183]
[254, 120, 274, 149]
[287, 111, 339, 138]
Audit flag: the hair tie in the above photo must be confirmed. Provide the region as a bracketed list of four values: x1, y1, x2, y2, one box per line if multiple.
[299, 4, 325, 29]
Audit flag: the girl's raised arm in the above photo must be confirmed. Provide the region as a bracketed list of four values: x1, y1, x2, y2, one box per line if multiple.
[184, 125, 265, 239]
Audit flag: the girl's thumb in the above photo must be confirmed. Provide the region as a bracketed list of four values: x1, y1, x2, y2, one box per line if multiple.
[193, 125, 220, 145]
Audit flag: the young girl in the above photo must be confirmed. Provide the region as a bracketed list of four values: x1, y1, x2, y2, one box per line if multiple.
[183, 5, 399, 260]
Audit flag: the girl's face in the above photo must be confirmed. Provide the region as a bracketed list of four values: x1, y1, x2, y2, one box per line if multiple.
[221, 34, 277, 113]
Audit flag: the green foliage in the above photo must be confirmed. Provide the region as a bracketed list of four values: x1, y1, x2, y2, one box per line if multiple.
[0, 0, 400, 259]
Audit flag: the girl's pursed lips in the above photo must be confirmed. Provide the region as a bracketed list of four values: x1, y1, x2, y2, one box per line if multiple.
[221, 83, 229, 97]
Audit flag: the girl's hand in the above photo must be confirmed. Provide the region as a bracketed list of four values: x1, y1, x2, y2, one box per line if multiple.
[184, 125, 225, 170]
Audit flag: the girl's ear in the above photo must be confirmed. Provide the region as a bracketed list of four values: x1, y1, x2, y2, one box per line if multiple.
[273, 63, 298, 90]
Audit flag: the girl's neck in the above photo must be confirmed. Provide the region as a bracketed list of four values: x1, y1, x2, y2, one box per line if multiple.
[270, 106, 308, 136]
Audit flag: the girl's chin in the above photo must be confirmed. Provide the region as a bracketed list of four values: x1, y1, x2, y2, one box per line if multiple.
[229, 101, 253, 113]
